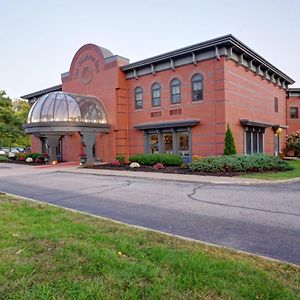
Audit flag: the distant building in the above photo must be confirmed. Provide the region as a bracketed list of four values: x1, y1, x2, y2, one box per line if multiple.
[22, 35, 299, 163]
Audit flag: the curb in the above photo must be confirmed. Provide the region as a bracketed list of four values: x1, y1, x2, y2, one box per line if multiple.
[1, 191, 299, 268]
[57, 168, 300, 185]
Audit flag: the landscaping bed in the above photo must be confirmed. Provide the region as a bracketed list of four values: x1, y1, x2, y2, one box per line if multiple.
[87, 153, 294, 177]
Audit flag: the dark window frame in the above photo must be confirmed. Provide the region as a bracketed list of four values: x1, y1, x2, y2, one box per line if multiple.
[134, 86, 143, 110]
[191, 74, 203, 101]
[170, 78, 181, 104]
[244, 126, 265, 155]
[290, 107, 299, 119]
[151, 82, 161, 107]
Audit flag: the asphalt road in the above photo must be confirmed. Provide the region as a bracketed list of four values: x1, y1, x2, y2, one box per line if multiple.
[0, 164, 299, 265]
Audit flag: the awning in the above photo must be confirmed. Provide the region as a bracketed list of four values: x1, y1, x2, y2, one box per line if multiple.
[134, 119, 200, 130]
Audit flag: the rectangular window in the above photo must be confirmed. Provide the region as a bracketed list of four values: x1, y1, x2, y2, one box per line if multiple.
[290, 107, 298, 119]
[152, 89, 161, 107]
[245, 127, 264, 154]
[274, 97, 278, 113]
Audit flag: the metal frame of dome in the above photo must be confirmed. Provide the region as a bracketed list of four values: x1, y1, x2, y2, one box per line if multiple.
[27, 91, 107, 124]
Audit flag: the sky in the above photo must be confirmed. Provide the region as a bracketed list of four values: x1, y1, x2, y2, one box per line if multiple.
[1, 0, 300, 99]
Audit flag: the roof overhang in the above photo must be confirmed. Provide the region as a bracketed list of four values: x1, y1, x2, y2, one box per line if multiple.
[134, 119, 200, 130]
[121, 34, 294, 86]
[240, 119, 272, 128]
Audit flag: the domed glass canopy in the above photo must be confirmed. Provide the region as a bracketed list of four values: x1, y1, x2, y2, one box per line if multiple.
[27, 92, 107, 124]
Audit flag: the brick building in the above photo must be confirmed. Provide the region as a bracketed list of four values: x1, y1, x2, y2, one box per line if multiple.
[22, 35, 299, 163]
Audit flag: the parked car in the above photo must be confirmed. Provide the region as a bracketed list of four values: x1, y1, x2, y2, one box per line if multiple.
[0, 148, 9, 155]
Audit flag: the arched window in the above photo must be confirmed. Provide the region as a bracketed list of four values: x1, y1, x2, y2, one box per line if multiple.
[192, 74, 203, 101]
[170, 78, 181, 104]
[151, 83, 161, 107]
[134, 87, 143, 109]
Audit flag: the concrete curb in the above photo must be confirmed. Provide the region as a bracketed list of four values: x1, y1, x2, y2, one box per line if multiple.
[57, 168, 300, 186]
[1, 191, 299, 268]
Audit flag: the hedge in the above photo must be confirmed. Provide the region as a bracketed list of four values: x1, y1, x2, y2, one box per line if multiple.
[129, 153, 183, 166]
[189, 154, 293, 173]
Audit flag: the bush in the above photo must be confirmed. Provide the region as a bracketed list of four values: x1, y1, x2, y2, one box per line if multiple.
[116, 155, 125, 163]
[153, 163, 164, 170]
[0, 156, 9, 162]
[189, 154, 293, 173]
[286, 131, 300, 157]
[129, 162, 140, 168]
[224, 125, 237, 155]
[111, 160, 121, 166]
[129, 153, 182, 166]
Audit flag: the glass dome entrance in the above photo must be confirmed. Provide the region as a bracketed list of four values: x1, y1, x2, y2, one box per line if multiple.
[27, 92, 107, 124]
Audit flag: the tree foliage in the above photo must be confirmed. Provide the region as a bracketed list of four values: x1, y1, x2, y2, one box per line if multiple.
[223, 125, 237, 155]
[0, 90, 30, 148]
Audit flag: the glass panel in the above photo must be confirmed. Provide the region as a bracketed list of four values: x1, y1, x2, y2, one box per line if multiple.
[253, 132, 258, 153]
[246, 131, 252, 154]
[54, 96, 68, 121]
[149, 134, 159, 153]
[259, 133, 264, 153]
[178, 132, 189, 151]
[135, 91, 143, 109]
[163, 133, 173, 153]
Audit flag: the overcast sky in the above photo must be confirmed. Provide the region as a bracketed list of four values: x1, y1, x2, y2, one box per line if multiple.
[1, 0, 299, 99]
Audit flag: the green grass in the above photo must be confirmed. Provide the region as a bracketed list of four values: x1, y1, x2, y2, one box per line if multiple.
[0, 195, 299, 299]
[241, 160, 300, 180]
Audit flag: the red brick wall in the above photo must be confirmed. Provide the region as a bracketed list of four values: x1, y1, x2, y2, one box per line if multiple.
[224, 60, 287, 155]
[126, 58, 226, 157]
[286, 96, 300, 135]
[61, 44, 128, 162]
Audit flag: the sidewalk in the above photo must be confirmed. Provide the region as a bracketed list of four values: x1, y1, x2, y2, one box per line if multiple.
[60, 167, 300, 185]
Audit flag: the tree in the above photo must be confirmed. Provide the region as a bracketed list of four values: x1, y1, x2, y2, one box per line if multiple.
[223, 124, 237, 155]
[0, 90, 30, 148]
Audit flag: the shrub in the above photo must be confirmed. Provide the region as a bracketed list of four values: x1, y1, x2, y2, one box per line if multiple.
[0, 156, 9, 162]
[224, 125, 237, 155]
[116, 155, 125, 163]
[111, 160, 121, 166]
[25, 157, 33, 163]
[34, 158, 43, 163]
[129, 162, 140, 168]
[286, 131, 300, 157]
[153, 163, 164, 170]
[189, 154, 293, 173]
[129, 153, 182, 166]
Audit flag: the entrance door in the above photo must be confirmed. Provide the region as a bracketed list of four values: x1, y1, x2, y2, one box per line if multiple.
[56, 137, 63, 162]
[274, 134, 280, 156]
[178, 132, 190, 163]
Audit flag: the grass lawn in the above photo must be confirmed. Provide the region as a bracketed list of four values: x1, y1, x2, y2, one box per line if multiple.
[241, 160, 300, 181]
[0, 195, 299, 299]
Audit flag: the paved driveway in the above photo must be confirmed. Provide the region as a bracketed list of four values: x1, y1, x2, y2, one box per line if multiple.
[0, 164, 299, 265]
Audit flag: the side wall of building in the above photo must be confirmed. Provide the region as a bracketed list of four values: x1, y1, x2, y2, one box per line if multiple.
[126, 57, 226, 157]
[287, 95, 300, 135]
[224, 59, 287, 155]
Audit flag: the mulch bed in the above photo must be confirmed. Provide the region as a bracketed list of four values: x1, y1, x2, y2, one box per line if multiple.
[87, 163, 241, 177]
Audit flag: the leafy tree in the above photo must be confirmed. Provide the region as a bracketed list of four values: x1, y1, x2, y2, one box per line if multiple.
[0, 90, 30, 148]
[223, 124, 237, 155]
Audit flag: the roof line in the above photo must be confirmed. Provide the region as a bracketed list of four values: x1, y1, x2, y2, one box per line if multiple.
[21, 84, 62, 99]
[121, 34, 294, 84]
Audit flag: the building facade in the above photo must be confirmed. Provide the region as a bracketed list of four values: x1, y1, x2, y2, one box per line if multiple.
[22, 35, 299, 163]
